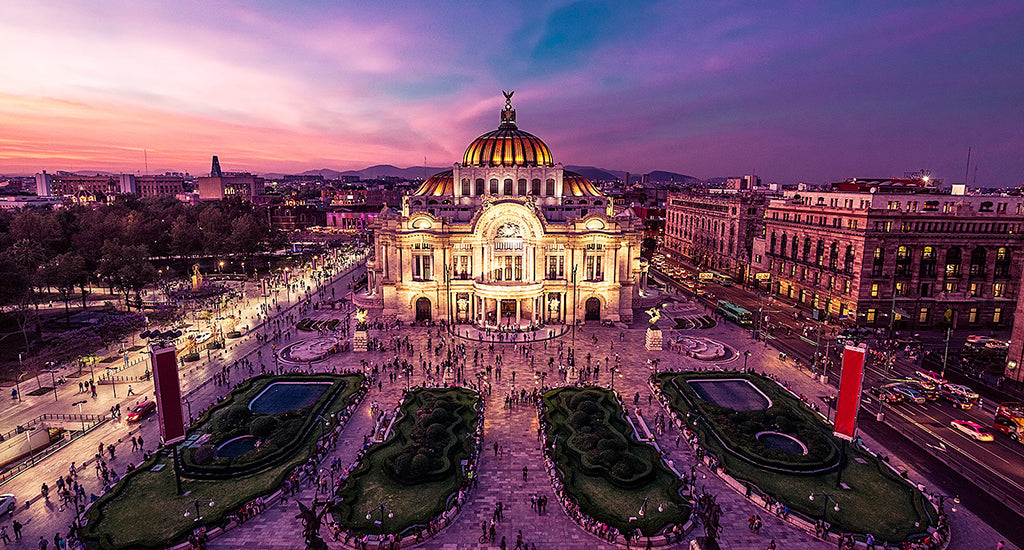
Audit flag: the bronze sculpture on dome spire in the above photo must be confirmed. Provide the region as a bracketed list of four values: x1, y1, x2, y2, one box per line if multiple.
[500, 90, 516, 126]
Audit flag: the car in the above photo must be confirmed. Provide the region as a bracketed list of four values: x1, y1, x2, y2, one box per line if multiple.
[943, 383, 979, 401]
[942, 392, 974, 410]
[915, 370, 948, 385]
[899, 381, 939, 400]
[891, 386, 926, 404]
[126, 401, 156, 422]
[966, 335, 994, 345]
[0, 494, 15, 515]
[906, 375, 938, 391]
[950, 420, 994, 442]
[868, 386, 904, 403]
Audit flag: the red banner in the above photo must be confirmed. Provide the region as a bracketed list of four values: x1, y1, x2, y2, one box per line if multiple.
[834, 344, 867, 440]
[150, 343, 186, 444]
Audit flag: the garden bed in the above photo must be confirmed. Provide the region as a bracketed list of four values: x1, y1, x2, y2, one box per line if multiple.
[333, 387, 480, 535]
[656, 371, 933, 542]
[542, 387, 689, 536]
[82, 373, 365, 550]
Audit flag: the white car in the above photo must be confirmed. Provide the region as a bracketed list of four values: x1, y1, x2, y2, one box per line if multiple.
[944, 383, 979, 401]
[0, 494, 15, 515]
[950, 420, 994, 442]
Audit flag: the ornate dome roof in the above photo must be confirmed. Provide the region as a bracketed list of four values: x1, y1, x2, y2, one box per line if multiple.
[411, 169, 453, 196]
[462, 92, 554, 168]
[562, 171, 602, 196]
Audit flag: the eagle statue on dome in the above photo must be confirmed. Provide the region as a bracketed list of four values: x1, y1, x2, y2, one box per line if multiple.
[501, 90, 516, 125]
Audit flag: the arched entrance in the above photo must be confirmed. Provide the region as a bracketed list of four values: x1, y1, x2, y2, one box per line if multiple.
[585, 298, 601, 321]
[416, 297, 431, 322]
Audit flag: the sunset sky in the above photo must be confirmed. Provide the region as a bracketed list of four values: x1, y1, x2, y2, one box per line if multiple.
[1, 1, 1023, 186]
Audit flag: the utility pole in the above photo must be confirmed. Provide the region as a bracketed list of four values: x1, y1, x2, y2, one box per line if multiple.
[941, 324, 951, 379]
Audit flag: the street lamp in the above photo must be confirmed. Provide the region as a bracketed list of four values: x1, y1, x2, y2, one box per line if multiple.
[15, 353, 24, 402]
[72, 400, 87, 432]
[366, 501, 394, 534]
[184, 498, 215, 522]
[809, 492, 840, 524]
[934, 493, 959, 514]
[742, 350, 751, 371]
[218, 261, 225, 274]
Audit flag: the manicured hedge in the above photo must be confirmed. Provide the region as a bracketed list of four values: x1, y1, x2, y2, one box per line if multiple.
[658, 372, 837, 471]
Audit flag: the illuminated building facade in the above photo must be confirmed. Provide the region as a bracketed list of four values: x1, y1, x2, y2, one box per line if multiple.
[364, 94, 644, 325]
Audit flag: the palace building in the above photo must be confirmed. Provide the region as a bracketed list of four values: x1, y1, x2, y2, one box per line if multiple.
[362, 93, 644, 326]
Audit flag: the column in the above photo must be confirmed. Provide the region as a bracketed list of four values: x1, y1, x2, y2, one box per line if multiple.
[515, 299, 521, 326]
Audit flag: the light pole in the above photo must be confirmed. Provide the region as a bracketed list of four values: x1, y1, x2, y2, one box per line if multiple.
[941, 325, 952, 379]
[809, 492, 839, 525]
[366, 501, 394, 535]
[15, 353, 23, 402]
[72, 400, 87, 431]
[184, 498, 215, 522]
[743, 350, 750, 371]
[48, 369, 58, 402]
[571, 264, 578, 368]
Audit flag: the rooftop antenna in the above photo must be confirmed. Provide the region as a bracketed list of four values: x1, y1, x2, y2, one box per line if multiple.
[144, 149, 149, 176]
[964, 146, 971, 185]
[973, 164, 978, 186]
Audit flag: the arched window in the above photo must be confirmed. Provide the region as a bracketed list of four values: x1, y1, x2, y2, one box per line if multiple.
[503, 179, 513, 195]
[791, 236, 799, 260]
[461, 178, 470, 195]
[780, 234, 788, 259]
[489, 179, 499, 194]
[475, 178, 484, 195]
[531, 179, 541, 194]
[545, 179, 555, 195]
[945, 247, 962, 277]
[518, 178, 527, 195]
[920, 246, 937, 277]
[815, 240, 825, 266]
[829, 241, 839, 270]
[803, 239, 811, 262]
[844, 245, 855, 274]
[770, 232, 777, 255]
[872, 247, 884, 277]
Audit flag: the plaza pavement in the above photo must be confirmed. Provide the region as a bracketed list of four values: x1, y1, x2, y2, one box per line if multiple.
[0, 279, 1011, 549]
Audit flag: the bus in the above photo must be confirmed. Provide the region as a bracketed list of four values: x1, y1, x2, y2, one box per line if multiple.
[717, 300, 753, 326]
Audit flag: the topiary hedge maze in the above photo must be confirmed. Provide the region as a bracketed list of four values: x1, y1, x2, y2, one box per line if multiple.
[543, 386, 689, 536]
[333, 387, 480, 535]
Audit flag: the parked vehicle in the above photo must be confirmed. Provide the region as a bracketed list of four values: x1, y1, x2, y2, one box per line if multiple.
[950, 419, 994, 442]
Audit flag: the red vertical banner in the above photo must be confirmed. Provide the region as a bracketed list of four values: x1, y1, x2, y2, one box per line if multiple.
[150, 343, 186, 444]
[834, 344, 867, 440]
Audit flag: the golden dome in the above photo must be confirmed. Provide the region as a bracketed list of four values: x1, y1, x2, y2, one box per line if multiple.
[462, 92, 554, 168]
[562, 171, 602, 196]
[411, 170, 453, 196]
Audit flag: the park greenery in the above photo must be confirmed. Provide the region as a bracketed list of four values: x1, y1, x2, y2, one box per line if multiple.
[0, 196, 277, 366]
[333, 387, 479, 535]
[183, 374, 357, 475]
[543, 386, 690, 536]
[657, 371, 934, 542]
[82, 373, 363, 550]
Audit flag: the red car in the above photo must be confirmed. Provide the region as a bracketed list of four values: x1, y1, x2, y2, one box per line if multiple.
[126, 401, 156, 422]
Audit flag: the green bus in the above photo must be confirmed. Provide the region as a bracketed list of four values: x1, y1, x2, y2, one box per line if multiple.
[717, 300, 753, 326]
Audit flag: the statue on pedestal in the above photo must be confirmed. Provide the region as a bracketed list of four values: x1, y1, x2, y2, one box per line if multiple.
[296, 500, 332, 550]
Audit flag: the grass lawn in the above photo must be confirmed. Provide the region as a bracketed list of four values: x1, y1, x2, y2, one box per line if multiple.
[543, 387, 690, 536]
[83, 374, 363, 550]
[333, 387, 479, 535]
[658, 372, 933, 542]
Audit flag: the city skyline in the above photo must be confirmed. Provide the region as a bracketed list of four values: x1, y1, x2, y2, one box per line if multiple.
[2, 1, 1023, 186]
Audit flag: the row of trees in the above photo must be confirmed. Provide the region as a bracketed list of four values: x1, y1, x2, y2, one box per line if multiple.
[0, 195, 277, 356]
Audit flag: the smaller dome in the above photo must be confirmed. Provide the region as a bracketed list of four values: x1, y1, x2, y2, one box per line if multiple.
[562, 171, 602, 196]
[411, 170, 453, 196]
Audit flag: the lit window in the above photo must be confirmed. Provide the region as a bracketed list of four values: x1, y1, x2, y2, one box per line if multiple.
[919, 308, 928, 324]
[994, 283, 1005, 297]
[969, 308, 978, 323]
[866, 309, 876, 323]
[871, 283, 879, 297]
[994, 308, 1003, 324]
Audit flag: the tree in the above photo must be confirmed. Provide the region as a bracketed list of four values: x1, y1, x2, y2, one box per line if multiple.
[99, 241, 156, 311]
[40, 252, 88, 326]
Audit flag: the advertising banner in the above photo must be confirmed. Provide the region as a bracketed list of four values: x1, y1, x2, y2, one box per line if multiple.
[834, 344, 867, 440]
[150, 343, 186, 445]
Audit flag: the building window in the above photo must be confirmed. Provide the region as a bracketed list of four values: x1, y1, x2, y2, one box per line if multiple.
[919, 283, 932, 297]
[531, 179, 541, 194]
[545, 179, 555, 195]
[475, 179, 485, 195]
[994, 283, 1005, 297]
[413, 254, 432, 281]
[969, 308, 978, 324]
[518, 179, 527, 195]
[970, 282, 980, 297]
[547, 255, 564, 279]
[895, 281, 907, 296]
[461, 179, 471, 195]
[503, 179, 513, 195]
[866, 308, 876, 323]
[489, 179, 499, 194]
[944, 281, 959, 293]
[844, 280, 851, 294]
[994, 308, 1003, 324]
[586, 255, 603, 281]
[919, 308, 929, 324]
[871, 283, 879, 297]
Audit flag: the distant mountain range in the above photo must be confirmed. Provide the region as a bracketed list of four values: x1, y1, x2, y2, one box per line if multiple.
[266, 165, 701, 184]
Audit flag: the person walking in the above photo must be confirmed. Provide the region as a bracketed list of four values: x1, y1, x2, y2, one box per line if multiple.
[1, 525, 10, 545]
[522, 466, 528, 482]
